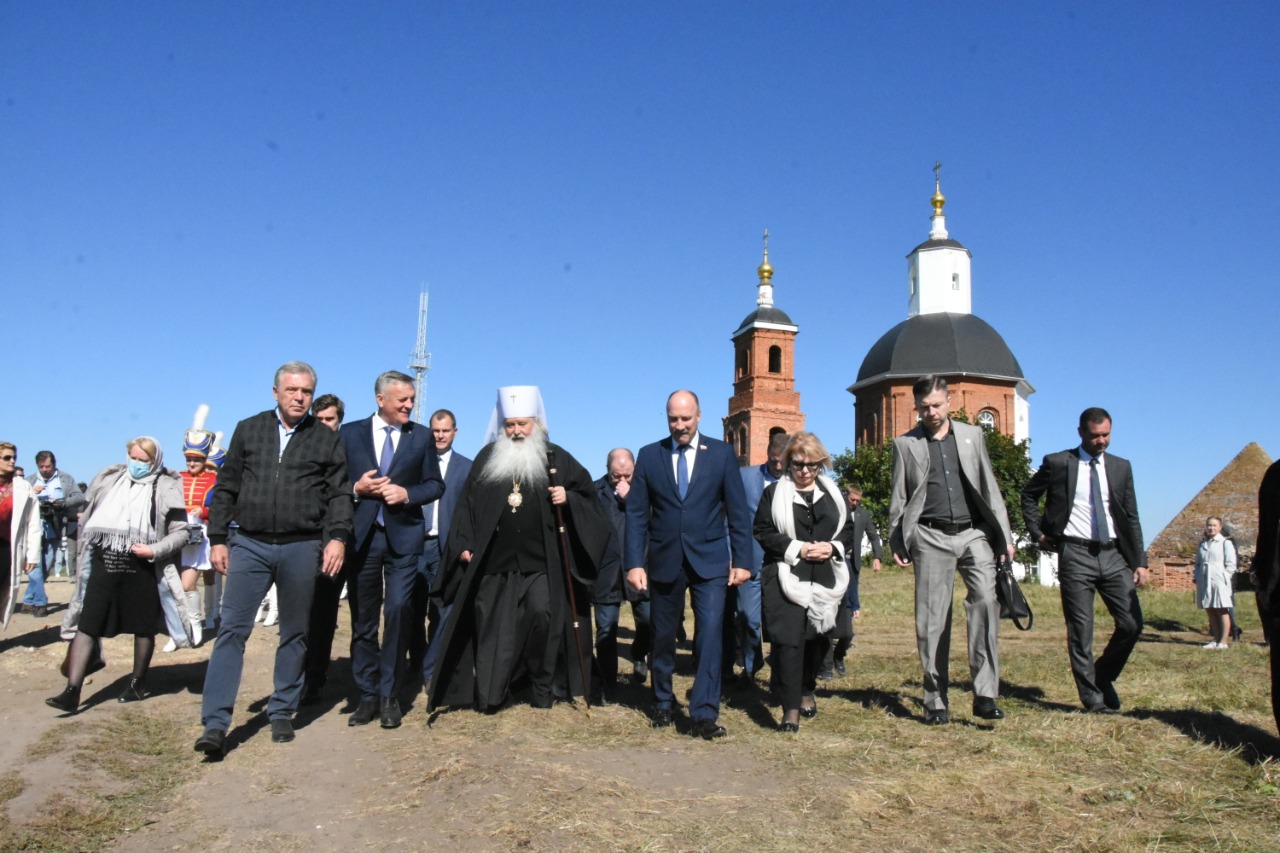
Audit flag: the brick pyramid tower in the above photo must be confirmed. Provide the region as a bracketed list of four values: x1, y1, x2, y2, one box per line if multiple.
[1147, 442, 1274, 589]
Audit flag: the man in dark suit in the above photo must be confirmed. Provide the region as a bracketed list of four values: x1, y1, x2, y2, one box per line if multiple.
[301, 393, 349, 705]
[890, 376, 1015, 725]
[625, 390, 753, 739]
[820, 483, 884, 678]
[1256, 460, 1280, 733]
[593, 448, 651, 698]
[1021, 406, 1148, 714]
[413, 408, 473, 689]
[341, 371, 444, 729]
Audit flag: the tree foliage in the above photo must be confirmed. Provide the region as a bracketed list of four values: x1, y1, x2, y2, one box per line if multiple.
[831, 409, 1036, 563]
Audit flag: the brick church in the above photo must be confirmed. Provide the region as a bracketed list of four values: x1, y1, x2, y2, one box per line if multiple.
[720, 176, 1032, 466]
[847, 175, 1033, 444]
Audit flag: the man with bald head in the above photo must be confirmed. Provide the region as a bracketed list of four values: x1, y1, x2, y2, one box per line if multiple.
[625, 390, 753, 739]
[593, 447, 651, 698]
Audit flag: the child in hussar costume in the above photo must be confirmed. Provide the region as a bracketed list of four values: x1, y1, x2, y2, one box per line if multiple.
[170, 407, 218, 650]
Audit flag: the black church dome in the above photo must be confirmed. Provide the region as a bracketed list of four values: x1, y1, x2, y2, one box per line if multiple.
[852, 312, 1024, 387]
[735, 305, 795, 330]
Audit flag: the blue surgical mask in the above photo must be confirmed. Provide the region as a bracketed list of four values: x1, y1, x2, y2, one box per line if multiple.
[128, 459, 151, 479]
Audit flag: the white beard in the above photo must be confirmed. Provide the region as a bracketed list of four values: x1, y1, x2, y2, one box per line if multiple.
[478, 428, 549, 487]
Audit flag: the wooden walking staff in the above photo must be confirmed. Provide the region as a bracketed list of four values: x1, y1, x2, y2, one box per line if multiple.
[546, 450, 591, 715]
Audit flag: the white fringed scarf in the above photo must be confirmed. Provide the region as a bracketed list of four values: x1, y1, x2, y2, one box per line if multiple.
[80, 438, 164, 554]
[770, 473, 850, 633]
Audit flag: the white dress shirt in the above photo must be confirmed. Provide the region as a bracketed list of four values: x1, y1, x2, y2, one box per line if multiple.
[1065, 446, 1114, 541]
[670, 431, 700, 483]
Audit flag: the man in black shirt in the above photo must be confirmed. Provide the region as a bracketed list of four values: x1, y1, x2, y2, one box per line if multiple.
[195, 361, 352, 757]
[889, 376, 1014, 725]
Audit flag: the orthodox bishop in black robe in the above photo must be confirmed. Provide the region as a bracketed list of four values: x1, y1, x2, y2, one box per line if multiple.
[429, 388, 609, 713]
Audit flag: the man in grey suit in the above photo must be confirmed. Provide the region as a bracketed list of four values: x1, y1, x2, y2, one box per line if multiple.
[1020, 407, 1148, 714]
[889, 375, 1014, 725]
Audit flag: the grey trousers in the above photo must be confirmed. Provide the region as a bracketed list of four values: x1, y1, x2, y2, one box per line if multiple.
[911, 525, 1000, 710]
[1058, 542, 1142, 708]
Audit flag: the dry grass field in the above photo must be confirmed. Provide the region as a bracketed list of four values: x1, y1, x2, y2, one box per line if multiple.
[2, 569, 1278, 852]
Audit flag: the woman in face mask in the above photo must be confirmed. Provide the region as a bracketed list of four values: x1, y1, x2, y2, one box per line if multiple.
[47, 437, 189, 713]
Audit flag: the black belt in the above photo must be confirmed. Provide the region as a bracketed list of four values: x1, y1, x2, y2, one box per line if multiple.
[919, 519, 974, 535]
[1058, 535, 1115, 552]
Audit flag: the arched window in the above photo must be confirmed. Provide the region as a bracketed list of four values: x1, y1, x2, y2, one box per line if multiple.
[977, 409, 997, 431]
[738, 427, 749, 458]
[768, 345, 782, 373]
[735, 346, 748, 380]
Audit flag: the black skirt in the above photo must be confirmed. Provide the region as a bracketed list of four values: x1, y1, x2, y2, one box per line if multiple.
[78, 546, 161, 638]
[761, 561, 851, 647]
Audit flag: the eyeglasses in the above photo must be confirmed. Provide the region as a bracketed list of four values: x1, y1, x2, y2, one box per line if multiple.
[0, 455, 15, 461]
[790, 461, 821, 471]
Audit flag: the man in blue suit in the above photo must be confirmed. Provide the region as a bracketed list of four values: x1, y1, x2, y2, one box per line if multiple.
[625, 390, 753, 739]
[412, 408, 473, 689]
[735, 432, 788, 682]
[341, 371, 444, 729]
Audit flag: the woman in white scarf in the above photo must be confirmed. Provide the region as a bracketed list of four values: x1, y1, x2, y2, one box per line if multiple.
[47, 437, 189, 713]
[753, 432, 852, 732]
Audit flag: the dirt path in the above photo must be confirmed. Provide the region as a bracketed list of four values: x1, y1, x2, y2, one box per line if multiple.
[3, 581, 773, 852]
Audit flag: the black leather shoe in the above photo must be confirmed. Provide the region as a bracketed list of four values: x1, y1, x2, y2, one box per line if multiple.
[833, 658, 847, 677]
[651, 708, 674, 729]
[118, 678, 148, 703]
[799, 698, 818, 719]
[631, 659, 649, 683]
[380, 697, 403, 729]
[46, 684, 81, 713]
[1098, 680, 1121, 712]
[972, 698, 1005, 720]
[924, 708, 950, 725]
[691, 719, 727, 740]
[270, 718, 295, 743]
[194, 728, 227, 757]
[778, 721, 800, 733]
[348, 698, 379, 727]
[1084, 703, 1118, 715]
[815, 667, 834, 682]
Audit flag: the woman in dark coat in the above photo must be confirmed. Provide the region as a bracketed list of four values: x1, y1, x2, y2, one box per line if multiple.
[754, 431, 852, 732]
[46, 437, 188, 713]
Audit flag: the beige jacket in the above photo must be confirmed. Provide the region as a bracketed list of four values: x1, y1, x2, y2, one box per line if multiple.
[4, 477, 44, 630]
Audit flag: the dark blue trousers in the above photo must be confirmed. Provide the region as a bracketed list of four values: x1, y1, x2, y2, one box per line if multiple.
[347, 526, 419, 700]
[650, 561, 726, 723]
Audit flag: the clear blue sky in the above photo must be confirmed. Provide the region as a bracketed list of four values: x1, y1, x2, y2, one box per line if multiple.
[4, 2, 1277, 540]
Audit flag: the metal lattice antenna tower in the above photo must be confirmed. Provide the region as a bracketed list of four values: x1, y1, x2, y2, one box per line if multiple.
[409, 289, 431, 423]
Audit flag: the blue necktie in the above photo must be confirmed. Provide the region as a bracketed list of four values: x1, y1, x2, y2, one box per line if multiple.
[377, 426, 395, 525]
[1089, 457, 1111, 543]
[677, 444, 689, 501]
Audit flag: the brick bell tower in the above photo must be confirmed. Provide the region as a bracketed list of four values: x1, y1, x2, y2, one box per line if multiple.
[724, 230, 805, 466]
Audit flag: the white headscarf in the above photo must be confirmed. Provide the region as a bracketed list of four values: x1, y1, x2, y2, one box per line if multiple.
[80, 436, 165, 553]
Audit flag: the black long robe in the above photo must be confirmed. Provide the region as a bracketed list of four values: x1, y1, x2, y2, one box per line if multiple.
[428, 441, 609, 712]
